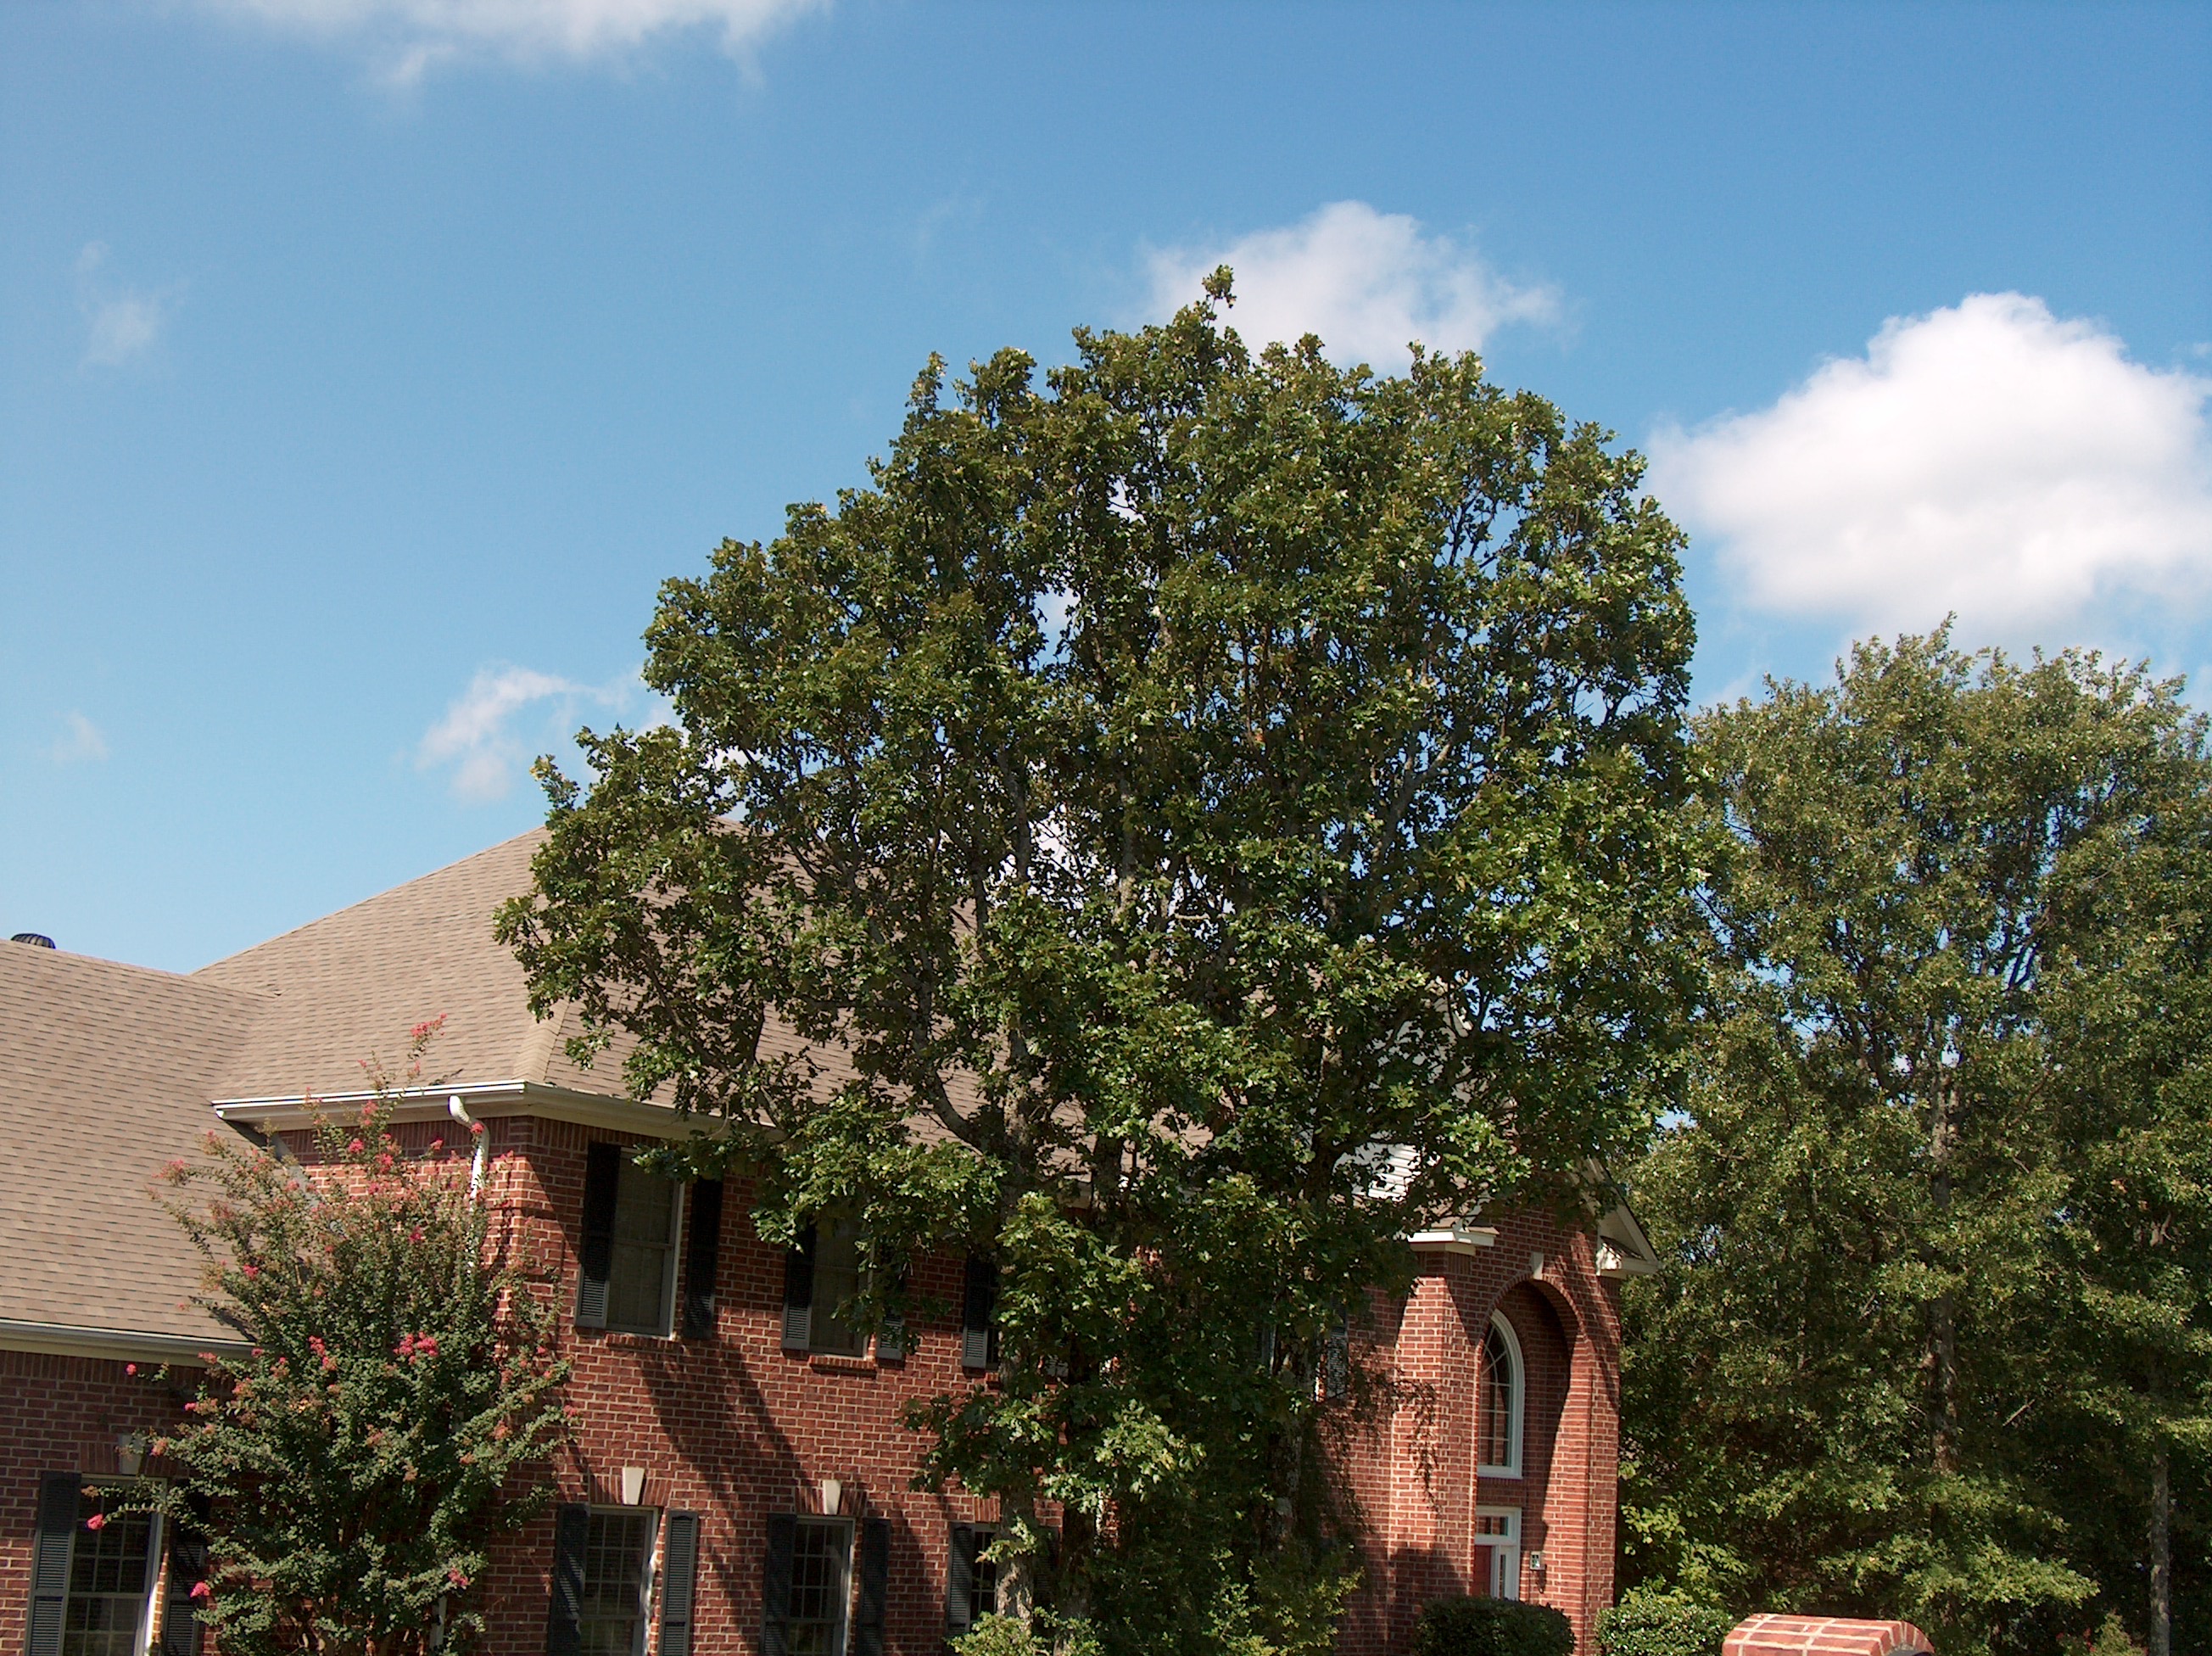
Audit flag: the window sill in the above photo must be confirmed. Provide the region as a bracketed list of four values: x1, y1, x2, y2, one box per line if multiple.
[1476, 1466, 1522, 1480]
[579, 1326, 679, 1346]
[807, 1352, 879, 1373]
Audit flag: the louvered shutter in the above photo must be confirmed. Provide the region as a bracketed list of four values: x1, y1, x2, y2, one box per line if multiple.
[760, 1513, 797, 1656]
[854, 1518, 891, 1656]
[1321, 1313, 1350, 1401]
[944, 1524, 977, 1636]
[575, 1144, 622, 1329]
[960, 1256, 997, 1372]
[26, 1473, 79, 1656]
[781, 1228, 815, 1352]
[659, 1510, 701, 1656]
[682, 1179, 724, 1340]
[545, 1503, 589, 1656]
[159, 1497, 211, 1655]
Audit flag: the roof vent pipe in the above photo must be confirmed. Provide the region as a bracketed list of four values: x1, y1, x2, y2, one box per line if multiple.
[10, 933, 55, 948]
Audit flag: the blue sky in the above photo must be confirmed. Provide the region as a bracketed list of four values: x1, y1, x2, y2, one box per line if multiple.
[4, 1, 2209, 971]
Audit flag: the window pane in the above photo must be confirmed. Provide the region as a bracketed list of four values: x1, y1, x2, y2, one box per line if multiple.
[605, 1166, 675, 1333]
[787, 1519, 852, 1656]
[579, 1510, 656, 1656]
[1481, 1326, 1515, 1467]
[63, 1496, 153, 1656]
[811, 1220, 869, 1356]
[970, 1530, 999, 1626]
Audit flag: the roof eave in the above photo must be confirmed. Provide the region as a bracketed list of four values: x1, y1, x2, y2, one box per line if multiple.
[0, 1318, 248, 1367]
[211, 1079, 692, 1140]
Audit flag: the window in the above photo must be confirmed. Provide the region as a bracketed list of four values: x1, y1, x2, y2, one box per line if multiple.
[1478, 1315, 1523, 1478]
[785, 1519, 853, 1656]
[969, 1531, 1004, 1620]
[578, 1509, 658, 1656]
[577, 1142, 684, 1337]
[810, 1219, 869, 1357]
[63, 1492, 159, 1656]
[1475, 1508, 1521, 1600]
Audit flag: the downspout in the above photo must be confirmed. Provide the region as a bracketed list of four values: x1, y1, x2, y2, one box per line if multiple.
[448, 1095, 487, 1196]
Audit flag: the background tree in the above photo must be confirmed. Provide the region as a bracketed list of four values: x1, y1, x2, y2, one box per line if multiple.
[1619, 632, 2209, 1654]
[131, 1023, 571, 1655]
[2036, 763, 2212, 1656]
[500, 278, 1704, 1656]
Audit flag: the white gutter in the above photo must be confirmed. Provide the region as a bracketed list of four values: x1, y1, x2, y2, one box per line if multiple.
[1408, 1225, 1500, 1256]
[0, 1318, 249, 1366]
[212, 1079, 688, 1140]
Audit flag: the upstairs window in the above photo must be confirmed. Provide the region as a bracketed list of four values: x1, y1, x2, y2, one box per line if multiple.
[1478, 1315, 1523, 1478]
[782, 1218, 902, 1359]
[577, 1143, 683, 1337]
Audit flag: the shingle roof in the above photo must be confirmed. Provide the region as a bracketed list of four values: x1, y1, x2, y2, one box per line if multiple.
[0, 944, 262, 1341]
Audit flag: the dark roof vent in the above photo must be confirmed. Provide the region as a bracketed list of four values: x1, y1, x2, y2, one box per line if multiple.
[10, 932, 56, 948]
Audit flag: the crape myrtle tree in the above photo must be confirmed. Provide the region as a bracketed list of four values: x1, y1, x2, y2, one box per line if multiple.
[120, 1021, 572, 1655]
[497, 277, 1703, 1656]
[1620, 633, 2211, 1655]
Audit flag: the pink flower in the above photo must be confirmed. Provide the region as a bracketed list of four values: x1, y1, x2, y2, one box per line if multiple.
[191, 1580, 211, 1603]
[125, 1363, 137, 1376]
[348, 1138, 366, 1155]
[85, 1513, 107, 1531]
[410, 1228, 425, 1243]
[468, 1120, 487, 1137]
[241, 1263, 260, 1278]
[447, 1569, 470, 1589]
[429, 1137, 445, 1152]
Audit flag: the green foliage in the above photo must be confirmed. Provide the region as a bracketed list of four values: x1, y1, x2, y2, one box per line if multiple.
[498, 281, 1702, 1654]
[1409, 1595, 1576, 1656]
[1621, 630, 2212, 1655]
[1595, 1587, 1734, 1656]
[2059, 1614, 2148, 1656]
[130, 1022, 571, 1655]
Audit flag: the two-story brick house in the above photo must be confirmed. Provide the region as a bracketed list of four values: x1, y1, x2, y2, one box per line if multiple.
[0, 833, 1653, 1656]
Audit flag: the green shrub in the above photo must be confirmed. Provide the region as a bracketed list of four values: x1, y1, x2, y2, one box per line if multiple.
[1595, 1588, 1734, 1656]
[1409, 1596, 1576, 1656]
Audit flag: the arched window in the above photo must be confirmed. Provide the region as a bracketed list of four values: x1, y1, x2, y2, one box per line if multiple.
[1478, 1314, 1523, 1477]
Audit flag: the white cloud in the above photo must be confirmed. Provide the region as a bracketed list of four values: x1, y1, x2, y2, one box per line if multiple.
[419, 663, 668, 802]
[76, 243, 176, 369]
[47, 713, 109, 764]
[1142, 201, 1560, 373]
[201, 0, 824, 79]
[1651, 293, 2212, 636]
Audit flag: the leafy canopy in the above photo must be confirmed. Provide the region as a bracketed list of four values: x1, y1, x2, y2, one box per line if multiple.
[500, 280, 1701, 1653]
[1622, 631, 2212, 1655]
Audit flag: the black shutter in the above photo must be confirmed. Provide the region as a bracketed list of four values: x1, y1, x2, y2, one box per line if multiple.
[960, 1256, 997, 1371]
[26, 1473, 79, 1656]
[682, 1179, 724, 1340]
[945, 1524, 977, 1636]
[781, 1228, 816, 1353]
[545, 1503, 589, 1656]
[159, 1496, 211, 1656]
[660, 1511, 701, 1656]
[854, 1517, 891, 1656]
[576, 1144, 622, 1328]
[761, 1513, 797, 1656]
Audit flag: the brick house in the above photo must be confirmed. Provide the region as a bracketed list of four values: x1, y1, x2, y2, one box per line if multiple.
[0, 834, 1655, 1656]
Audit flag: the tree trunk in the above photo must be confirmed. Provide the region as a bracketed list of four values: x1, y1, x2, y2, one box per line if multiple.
[999, 1485, 1040, 1625]
[2150, 1443, 2171, 1656]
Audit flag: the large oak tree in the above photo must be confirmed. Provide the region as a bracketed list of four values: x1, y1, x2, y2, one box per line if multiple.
[500, 282, 1702, 1656]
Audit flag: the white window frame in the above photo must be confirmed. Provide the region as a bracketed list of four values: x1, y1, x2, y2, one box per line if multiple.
[1476, 1312, 1524, 1480]
[788, 1514, 857, 1656]
[579, 1503, 662, 1656]
[601, 1169, 685, 1339]
[1475, 1506, 1521, 1600]
[64, 1484, 166, 1648]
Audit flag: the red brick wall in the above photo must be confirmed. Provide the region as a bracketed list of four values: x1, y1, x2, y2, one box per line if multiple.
[1332, 1216, 1621, 1656]
[2, 1116, 1623, 1656]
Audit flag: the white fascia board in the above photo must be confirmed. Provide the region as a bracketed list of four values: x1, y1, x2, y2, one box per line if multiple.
[1408, 1226, 1500, 1256]
[211, 1080, 693, 1140]
[0, 1318, 249, 1366]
